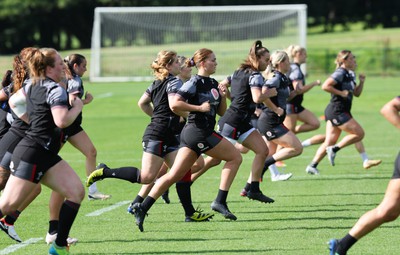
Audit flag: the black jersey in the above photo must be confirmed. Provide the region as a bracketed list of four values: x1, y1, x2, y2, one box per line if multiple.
[9, 79, 31, 138]
[143, 74, 183, 137]
[67, 74, 83, 125]
[26, 78, 69, 153]
[0, 110, 10, 139]
[227, 69, 263, 121]
[328, 67, 354, 113]
[287, 63, 304, 106]
[177, 75, 221, 133]
[262, 71, 291, 115]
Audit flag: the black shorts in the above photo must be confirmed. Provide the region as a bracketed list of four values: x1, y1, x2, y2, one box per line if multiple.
[180, 123, 223, 156]
[286, 103, 305, 115]
[257, 112, 289, 141]
[142, 137, 180, 158]
[218, 121, 253, 141]
[0, 130, 23, 171]
[11, 137, 62, 183]
[391, 152, 400, 179]
[64, 121, 83, 138]
[325, 104, 353, 126]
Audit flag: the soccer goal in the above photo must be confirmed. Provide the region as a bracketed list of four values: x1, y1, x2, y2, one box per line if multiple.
[90, 5, 307, 82]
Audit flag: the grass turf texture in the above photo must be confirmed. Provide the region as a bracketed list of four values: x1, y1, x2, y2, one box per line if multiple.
[0, 75, 398, 255]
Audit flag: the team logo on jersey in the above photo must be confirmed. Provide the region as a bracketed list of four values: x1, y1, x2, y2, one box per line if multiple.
[332, 118, 339, 125]
[197, 143, 205, 149]
[266, 131, 272, 137]
[211, 88, 219, 100]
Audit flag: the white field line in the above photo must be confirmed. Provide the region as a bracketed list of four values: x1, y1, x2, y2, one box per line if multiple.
[86, 200, 131, 217]
[96, 92, 113, 98]
[0, 238, 42, 254]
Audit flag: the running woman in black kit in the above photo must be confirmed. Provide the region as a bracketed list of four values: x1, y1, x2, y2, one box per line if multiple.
[306, 50, 365, 174]
[0, 48, 84, 255]
[217, 40, 276, 202]
[259, 50, 303, 180]
[128, 48, 242, 232]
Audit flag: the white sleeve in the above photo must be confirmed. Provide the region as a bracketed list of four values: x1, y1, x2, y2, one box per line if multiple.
[8, 88, 27, 118]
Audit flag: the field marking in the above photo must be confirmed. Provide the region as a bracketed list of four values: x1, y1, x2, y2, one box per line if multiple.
[96, 92, 113, 98]
[86, 200, 131, 217]
[0, 238, 43, 254]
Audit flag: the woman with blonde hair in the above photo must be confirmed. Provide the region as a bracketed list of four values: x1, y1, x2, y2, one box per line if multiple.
[128, 48, 243, 231]
[259, 50, 303, 180]
[306, 50, 366, 174]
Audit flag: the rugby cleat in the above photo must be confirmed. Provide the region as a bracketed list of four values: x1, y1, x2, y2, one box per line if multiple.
[0, 218, 21, 242]
[86, 163, 108, 187]
[210, 201, 237, 221]
[246, 190, 275, 203]
[185, 208, 214, 222]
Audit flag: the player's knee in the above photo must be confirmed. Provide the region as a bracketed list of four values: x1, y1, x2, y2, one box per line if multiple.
[378, 207, 400, 223]
[86, 146, 97, 159]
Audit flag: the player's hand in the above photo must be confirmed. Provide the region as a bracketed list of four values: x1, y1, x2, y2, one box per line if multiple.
[359, 74, 366, 83]
[85, 91, 93, 103]
[198, 101, 211, 112]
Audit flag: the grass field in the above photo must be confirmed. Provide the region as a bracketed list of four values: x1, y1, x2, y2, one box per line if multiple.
[0, 75, 398, 254]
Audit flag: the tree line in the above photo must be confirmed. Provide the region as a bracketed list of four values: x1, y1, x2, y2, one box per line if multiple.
[0, 0, 398, 54]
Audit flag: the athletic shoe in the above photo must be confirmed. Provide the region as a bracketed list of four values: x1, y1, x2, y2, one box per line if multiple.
[161, 190, 170, 204]
[363, 159, 382, 169]
[86, 163, 108, 187]
[129, 203, 147, 232]
[275, 161, 287, 167]
[306, 165, 320, 175]
[88, 191, 111, 201]
[45, 232, 79, 246]
[326, 146, 336, 166]
[271, 173, 293, 182]
[49, 242, 70, 255]
[210, 201, 237, 221]
[246, 190, 275, 203]
[0, 218, 21, 242]
[239, 188, 248, 197]
[185, 208, 214, 222]
[328, 239, 340, 255]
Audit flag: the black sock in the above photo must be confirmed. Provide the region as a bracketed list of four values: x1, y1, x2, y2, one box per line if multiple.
[332, 145, 341, 153]
[141, 196, 156, 213]
[4, 210, 20, 225]
[243, 182, 251, 192]
[132, 195, 144, 204]
[310, 161, 319, 168]
[48, 220, 59, 235]
[176, 182, 195, 216]
[262, 157, 276, 176]
[215, 189, 228, 204]
[337, 234, 357, 254]
[249, 182, 260, 192]
[56, 200, 80, 247]
[103, 167, 141, 183]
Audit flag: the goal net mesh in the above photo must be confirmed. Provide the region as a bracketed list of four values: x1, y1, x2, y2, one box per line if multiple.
[90, 5, 307, 82]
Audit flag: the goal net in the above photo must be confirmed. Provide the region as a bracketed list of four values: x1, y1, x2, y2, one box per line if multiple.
[90, 5, 307, 82]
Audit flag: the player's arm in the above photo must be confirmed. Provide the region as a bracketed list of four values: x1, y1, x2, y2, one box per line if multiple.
[380, 97, 400, 129]
[353, 74, 365, 97]
[138, 92, 153, 117]
[322, 77, 349, 98]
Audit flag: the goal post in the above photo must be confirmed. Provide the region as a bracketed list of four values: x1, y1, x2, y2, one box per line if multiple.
[90, 5, 307, 82]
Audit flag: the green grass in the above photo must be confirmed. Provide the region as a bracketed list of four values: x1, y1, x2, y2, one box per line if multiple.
[1, 27, 400, 78]
[0, 75, 398, 254]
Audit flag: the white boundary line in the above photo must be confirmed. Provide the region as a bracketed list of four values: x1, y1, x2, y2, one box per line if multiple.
[0, 238, 42, 254]
[86, 200, 131, 217]
[96, 92, 113, 99]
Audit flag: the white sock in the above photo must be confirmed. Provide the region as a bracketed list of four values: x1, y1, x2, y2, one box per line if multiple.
[360, 152, 369, 163]
[269, 164, 280, 177]
[88, 182, 98, 194]
[302, 139, 312, 147]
